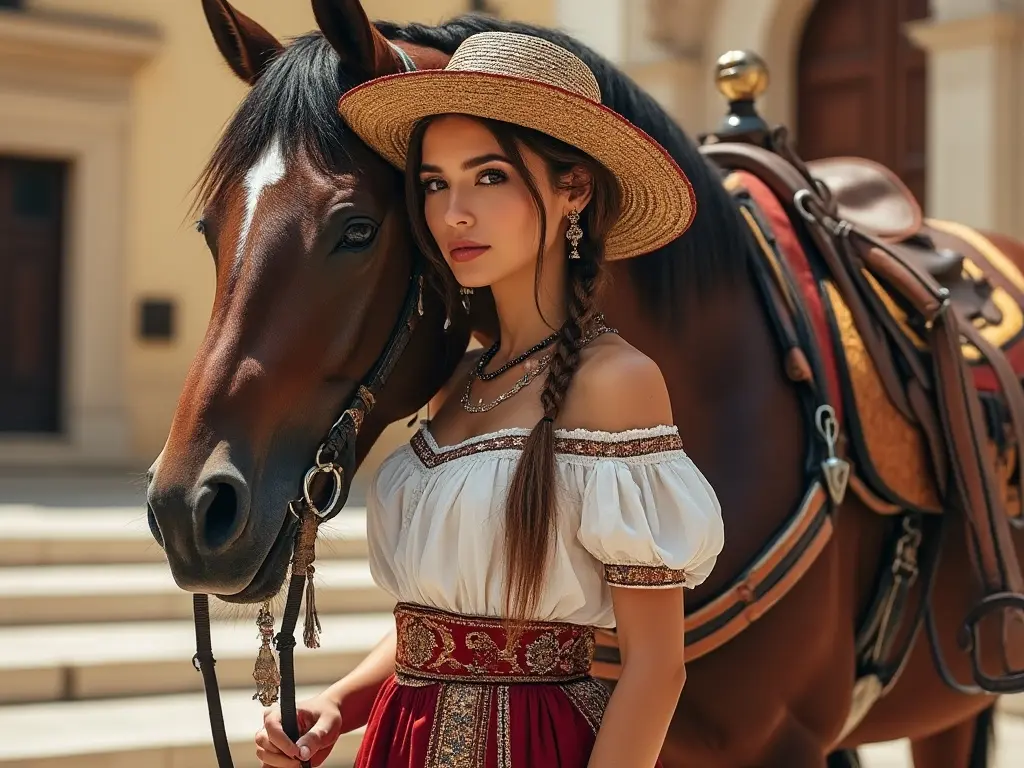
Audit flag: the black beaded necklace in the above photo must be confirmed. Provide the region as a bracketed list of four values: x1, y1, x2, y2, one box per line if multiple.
[474, 332, 559, 381]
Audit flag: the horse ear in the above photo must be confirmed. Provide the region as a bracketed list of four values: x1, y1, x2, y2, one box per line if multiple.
[201, 0, 284, 85]
[311, 0, 406, 82]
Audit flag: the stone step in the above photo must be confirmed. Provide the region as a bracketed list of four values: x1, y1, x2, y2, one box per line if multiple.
[0, 611, 393, 704]
[0, 559, 392, 626]
[0, 686, 362, 768]
[0, 506, 367, 566]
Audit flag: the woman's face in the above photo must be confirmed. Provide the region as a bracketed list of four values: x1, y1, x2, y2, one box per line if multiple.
[417, 115, 569, 289]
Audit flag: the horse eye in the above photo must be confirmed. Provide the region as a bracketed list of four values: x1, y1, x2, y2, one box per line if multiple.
[194, 220, 206, 235]
[339, 220, 378, 250]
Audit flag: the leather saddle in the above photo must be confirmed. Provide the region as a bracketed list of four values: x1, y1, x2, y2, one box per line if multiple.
[808, 157, 1003, 332]
[702, 134, 1024, 693]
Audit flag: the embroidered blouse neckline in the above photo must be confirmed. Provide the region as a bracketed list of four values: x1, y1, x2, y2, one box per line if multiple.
[411, 423, 683, 469]
[421, 423, 679, 452]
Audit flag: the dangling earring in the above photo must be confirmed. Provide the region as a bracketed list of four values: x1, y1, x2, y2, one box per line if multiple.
[460, 286, 473, 313]
[566, 208, 583, 260]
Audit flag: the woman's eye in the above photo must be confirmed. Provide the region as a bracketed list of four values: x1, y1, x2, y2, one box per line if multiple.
[479, 170, 506, 185]
[422, 178, 446, 194]
[339, 220, 378, 250]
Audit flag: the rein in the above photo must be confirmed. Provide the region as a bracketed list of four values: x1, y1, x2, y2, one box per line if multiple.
[193, 259, 425, 768]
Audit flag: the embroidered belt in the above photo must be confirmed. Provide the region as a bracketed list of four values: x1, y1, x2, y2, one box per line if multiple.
[394, 603, 595, 684]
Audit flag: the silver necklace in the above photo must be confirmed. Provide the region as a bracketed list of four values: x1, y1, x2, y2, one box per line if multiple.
[458, 322, 618, 414]
[460, 353, 552, 413]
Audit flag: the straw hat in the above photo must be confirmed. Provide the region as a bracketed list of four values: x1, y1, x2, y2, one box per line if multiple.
[337, 32, 696, 261]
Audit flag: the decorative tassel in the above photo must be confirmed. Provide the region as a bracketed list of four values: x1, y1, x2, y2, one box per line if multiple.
[252, 601, 280, 706]
[293, 502, 322, 650]
[303, 564, 322, 649]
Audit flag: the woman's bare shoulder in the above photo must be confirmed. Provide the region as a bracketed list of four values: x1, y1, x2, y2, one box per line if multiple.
[559, 333, 673, 431]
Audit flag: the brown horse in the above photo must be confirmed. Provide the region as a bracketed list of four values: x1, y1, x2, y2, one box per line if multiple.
[147, 1, 1022, 765]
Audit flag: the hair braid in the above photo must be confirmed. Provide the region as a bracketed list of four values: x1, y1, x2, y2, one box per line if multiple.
[503, 245, 602, 637]
[540, 256, 599, 419]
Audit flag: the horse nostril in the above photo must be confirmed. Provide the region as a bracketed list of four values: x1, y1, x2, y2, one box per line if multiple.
[147, 504, 164, 548]
[201, 482, 241, 552]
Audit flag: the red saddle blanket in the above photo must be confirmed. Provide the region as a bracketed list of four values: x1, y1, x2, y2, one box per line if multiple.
[729, 169, 1024, 515]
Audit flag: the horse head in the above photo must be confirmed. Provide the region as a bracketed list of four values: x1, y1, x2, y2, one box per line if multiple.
[146, 0, 468, 602]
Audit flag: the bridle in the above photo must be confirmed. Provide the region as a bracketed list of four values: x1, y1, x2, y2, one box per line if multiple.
[191, 43, 422, 768]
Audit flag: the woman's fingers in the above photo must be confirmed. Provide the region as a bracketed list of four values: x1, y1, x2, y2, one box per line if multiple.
[255, 743, 300, 768]
[262, 709, 300, 758]
[255, 726, 300, 767]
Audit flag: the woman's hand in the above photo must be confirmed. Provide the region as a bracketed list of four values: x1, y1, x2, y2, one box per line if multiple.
[255, 692, 343, 767]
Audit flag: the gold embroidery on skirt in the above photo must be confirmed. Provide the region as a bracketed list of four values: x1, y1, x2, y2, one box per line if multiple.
[464, 630, 524, 674]
[394, 604, 594, 683]
[394, 671, 435, 687]
[561, 678, 611, 735]
[524, 632, 560, 674]
[425, 683, 492, 768]
[497, 685, 511, 768]
[398, 615, 439, 668]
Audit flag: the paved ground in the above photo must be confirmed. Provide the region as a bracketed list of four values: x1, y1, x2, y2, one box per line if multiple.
[859, 715, 1024, 765]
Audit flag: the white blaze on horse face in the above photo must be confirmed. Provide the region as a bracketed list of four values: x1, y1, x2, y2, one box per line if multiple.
[237, 137, 286, 265]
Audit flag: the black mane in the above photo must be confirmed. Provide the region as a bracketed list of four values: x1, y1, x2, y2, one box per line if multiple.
[197, 15, 754, 316]
[195, 32, 355, 212]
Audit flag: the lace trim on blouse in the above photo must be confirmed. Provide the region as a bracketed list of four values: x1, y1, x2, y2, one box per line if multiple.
[411, 424, 684, 470]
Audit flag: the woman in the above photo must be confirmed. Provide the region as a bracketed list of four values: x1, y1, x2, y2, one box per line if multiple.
[255, 31, 724, 768]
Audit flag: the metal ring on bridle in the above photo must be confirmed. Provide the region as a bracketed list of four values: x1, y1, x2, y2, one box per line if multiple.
[302, 463, 344, 519]
[315, 444, 336, 469]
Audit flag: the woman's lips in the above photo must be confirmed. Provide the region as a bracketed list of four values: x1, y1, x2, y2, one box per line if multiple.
[450, 245, 491, 263]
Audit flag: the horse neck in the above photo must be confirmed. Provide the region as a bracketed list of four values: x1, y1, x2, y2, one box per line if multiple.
[603, 264, 811, 597]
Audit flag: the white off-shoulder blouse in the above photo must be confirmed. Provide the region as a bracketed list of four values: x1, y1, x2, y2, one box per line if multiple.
[366, 424, 724, 629]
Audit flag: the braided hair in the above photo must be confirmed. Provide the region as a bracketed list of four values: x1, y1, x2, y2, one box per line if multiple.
[405, 117, 623, 634]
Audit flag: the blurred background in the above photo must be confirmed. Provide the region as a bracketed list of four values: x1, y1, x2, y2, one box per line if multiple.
[0, 0, 1023, 765]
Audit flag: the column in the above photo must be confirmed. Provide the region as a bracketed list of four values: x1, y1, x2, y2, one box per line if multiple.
[907, 3, 1024, 237]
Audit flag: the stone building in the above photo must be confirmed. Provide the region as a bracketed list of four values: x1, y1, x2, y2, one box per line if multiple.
[1, 0, 1020, 488]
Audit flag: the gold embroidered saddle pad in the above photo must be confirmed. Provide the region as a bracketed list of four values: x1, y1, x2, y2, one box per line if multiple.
[733, 168, 1024, 516]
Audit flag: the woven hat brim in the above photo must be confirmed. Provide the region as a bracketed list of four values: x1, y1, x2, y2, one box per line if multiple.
[338, 71, 696, 261]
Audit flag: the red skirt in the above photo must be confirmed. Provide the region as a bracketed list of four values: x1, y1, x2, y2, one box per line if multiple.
[353, 604, 657, 768]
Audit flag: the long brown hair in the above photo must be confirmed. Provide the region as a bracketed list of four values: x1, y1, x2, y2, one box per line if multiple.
[405, 116, 623, 631]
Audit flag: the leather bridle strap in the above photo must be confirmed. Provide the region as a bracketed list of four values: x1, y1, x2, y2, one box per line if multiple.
[193, 594, 233, 767]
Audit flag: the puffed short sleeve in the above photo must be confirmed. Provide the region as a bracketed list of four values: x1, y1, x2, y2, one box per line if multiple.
[576, 429, 724, 589]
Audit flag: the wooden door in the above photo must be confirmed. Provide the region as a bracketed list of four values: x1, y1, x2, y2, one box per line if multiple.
[0, 157, 66, 433]
[797, 0, 929, 206]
